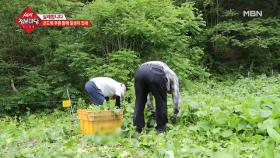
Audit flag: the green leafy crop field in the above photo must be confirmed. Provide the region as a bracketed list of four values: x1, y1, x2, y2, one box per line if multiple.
[1, 75, 280, 158]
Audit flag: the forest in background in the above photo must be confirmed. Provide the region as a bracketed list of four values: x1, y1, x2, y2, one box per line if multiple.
[0, 0, 279, 114]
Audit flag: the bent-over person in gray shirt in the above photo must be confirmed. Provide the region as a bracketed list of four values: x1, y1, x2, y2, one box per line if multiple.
[134, 61, 180, 134]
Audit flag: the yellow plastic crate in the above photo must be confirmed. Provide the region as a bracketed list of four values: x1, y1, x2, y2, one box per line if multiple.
[77, 109, 123, 135]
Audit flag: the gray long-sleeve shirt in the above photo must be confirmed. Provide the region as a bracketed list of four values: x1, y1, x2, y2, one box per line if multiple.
[142, 61, 180, 116]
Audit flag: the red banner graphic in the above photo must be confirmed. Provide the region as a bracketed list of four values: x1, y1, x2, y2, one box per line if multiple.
[16, 7, 92, 33]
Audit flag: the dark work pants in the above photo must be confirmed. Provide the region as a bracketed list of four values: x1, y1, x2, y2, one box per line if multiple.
[85, 81, 105, 105]
[134, 64, 168, 129]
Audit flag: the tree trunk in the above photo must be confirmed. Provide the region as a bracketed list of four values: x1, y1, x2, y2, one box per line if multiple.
[11, 79, 19, 93]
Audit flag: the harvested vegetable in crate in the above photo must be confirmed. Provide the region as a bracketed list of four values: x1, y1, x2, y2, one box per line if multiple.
[77, 102, 124, 135]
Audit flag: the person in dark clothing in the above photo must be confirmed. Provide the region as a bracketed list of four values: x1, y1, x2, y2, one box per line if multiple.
[134, 61, 180, 134]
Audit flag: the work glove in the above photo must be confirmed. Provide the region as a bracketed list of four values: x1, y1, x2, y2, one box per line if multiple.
[171, 115, 177, 124]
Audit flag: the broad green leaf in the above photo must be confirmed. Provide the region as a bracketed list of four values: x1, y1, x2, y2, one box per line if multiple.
[220, 129, 233, 138]
[165, 150, 174, 158]
[267, 127, 280, 143]
[262, 140, 275, 158]
[215, 151, 233, 158]
[197, 120, 211, 131]
[259, 109, 272, 118]
[64, 139, 77, 148]
[215, 112, 228, 125]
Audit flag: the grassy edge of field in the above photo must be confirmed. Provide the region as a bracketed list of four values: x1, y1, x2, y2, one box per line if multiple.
[0, 75, 279, 157]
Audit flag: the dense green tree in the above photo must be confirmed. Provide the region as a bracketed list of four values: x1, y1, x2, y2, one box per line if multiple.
[0, 0, 206, 113]
[0, 0, 279, 113]
[186, 0, 280, 75]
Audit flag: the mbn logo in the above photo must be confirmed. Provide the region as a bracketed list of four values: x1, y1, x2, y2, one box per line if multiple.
[243, 10, 263, 17]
